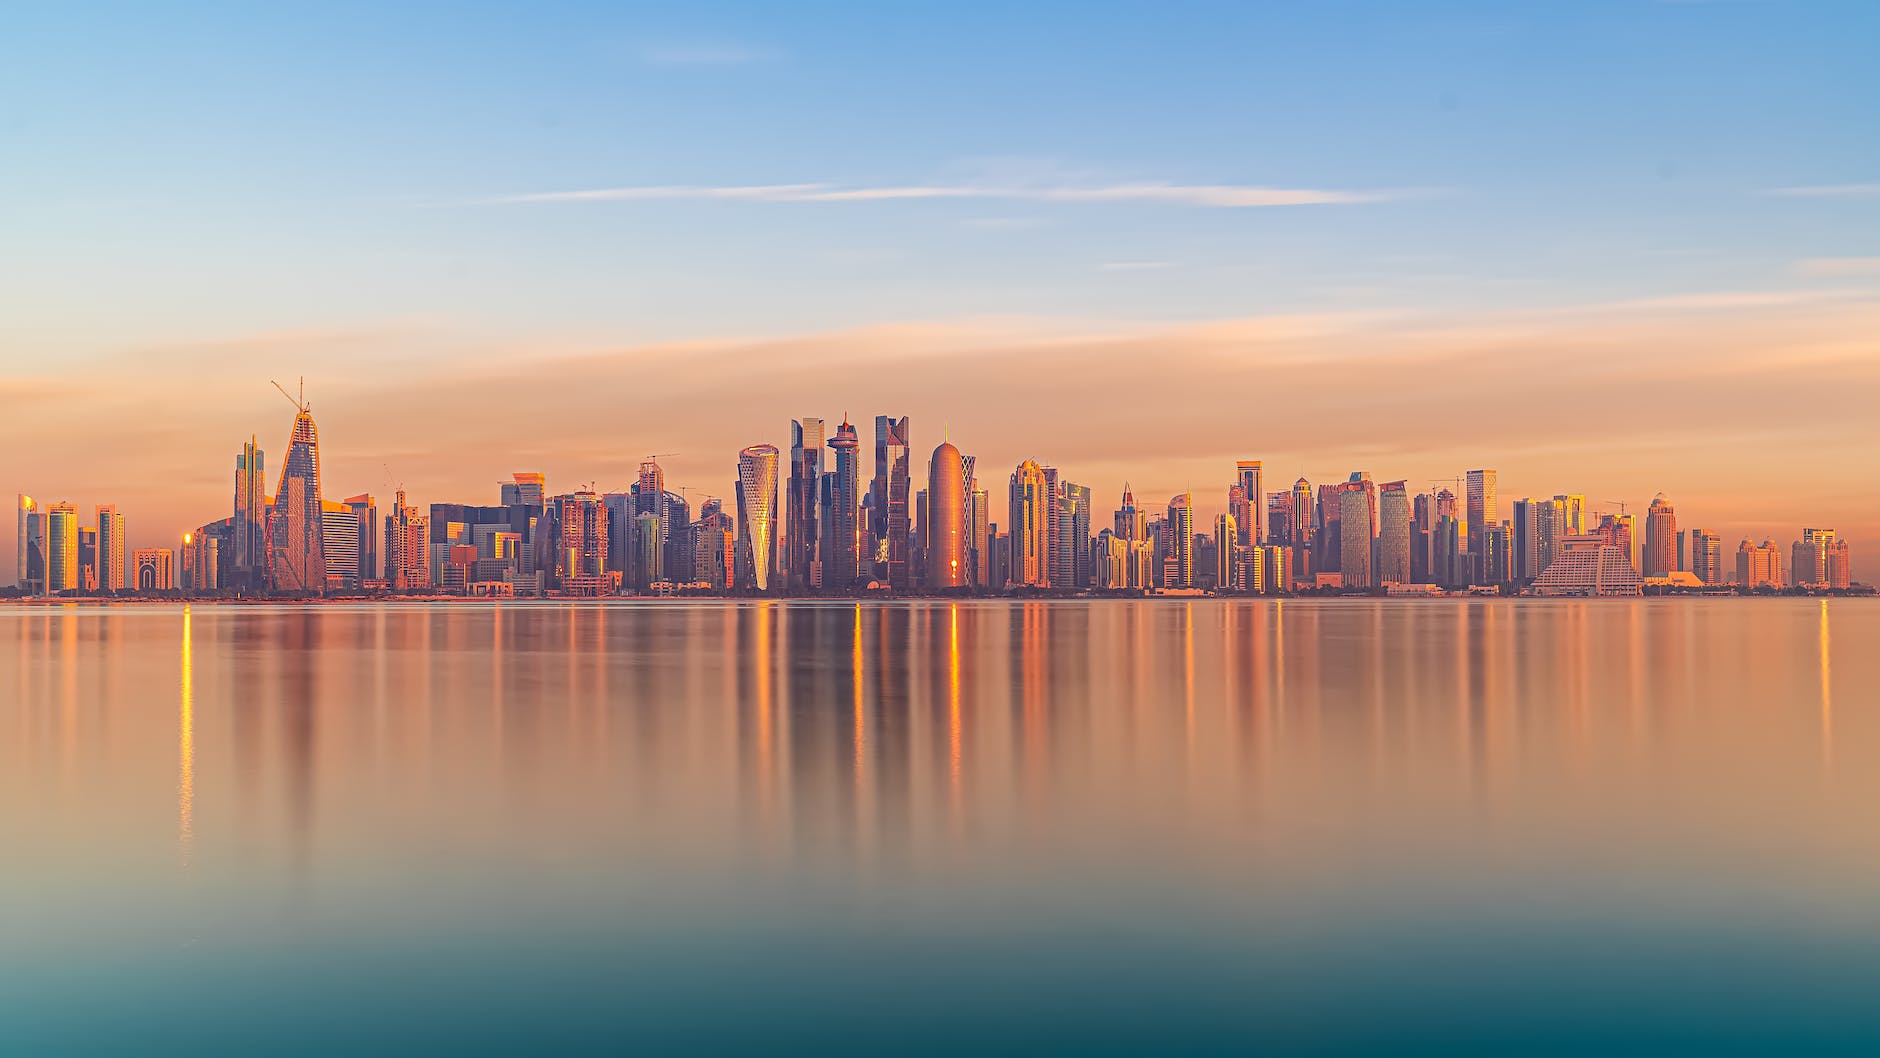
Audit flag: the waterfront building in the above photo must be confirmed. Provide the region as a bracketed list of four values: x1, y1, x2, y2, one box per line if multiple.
[1166, 493, 1195, 589]
[385, 489, 430, 591]
[1315, 482, 1342, 573]
[1511, 499, 1542, 584]
[320, 499, 362, 592]
[1536, 498, 1566, 576]
[1643, 494, 1678, 578]
[133, 548, 175, 592]
[1824, 538, 1852, 590]
[821, 418, 863, 590]
[787, 418, 824, 590]
[344, 495, 378, 583]
[1530, 534, 1642, 596]
[1466, 469, 1498, 556]
[1236, 461, 1264, 545]
[233, 437, 266, 586]
[78, 527, 98, 592]
[926, 442, 968, 590]
[1555, 494, 1587, 535]
[871, 416, 912, 589]
[736, 444, 780, 592]
[17, 495, 45, 593]
[1008, 461, 1050, 588]
[46, 502, 79, 593]
[1215, 513, 1239, 591]
[268, 394, 325, 595]
[1095, 529, 1129, 589]
[1060, 482, 1092, 588]
[1338, 482, 1374, 590]
[1377, 482, 1411, 586]
[1791, 528, 1836, 588]
[1736, 539, 1783, 590]
[1688, 528, 1723, 584]
[92, 504, 125, 592]
[968, 486, 991, 588]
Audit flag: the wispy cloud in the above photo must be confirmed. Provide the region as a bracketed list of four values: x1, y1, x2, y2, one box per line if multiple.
[1766, 183, 1880, 199]
[485, 182, 1397, 208]
[1795, 257, 1880, 277]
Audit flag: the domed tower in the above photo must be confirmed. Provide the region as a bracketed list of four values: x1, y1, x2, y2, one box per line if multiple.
[926, 442, 967, 589]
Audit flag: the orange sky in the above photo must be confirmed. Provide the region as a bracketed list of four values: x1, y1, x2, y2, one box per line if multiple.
[6, 292, 1877, 581]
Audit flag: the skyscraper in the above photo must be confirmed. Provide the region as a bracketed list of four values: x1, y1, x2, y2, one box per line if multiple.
[1511, 498, 1543, 584]
[1736, 539, 1782, 590]
[46, 502, 79, 593]
[1466, 469, 1498, 557]
[926, 442, 967, 590]
[1689, 528, 1723, 585]
[736, 444, 780, 592]
[1236, 461, 1264, 545]
[1215, 512, 1239, 590]
[872, 415, 911, 589]
[320, 500, 362, 592]
[1377, 482, 1410, 586]
[96, 505, 125, 593]
[1339, 482, 1374, 589]
[822, 418, 862, 590]
[16, 495, 43, 593]
[1555, 494, 1587, 535]
[1008, 460, 1050, 588]
[1165, 493, 1194, 589]
[268, 392, 325, 595]
[1643, 494, 1678, 578]
[501, 472, 546, 507]
[788, 417, 824, 591]
[345, 495, 378, 583]
[234, 437, 266, 586]
[78, 526, 98, 593]
[555, 491, 610, 588]
[385, 489, 430, 591]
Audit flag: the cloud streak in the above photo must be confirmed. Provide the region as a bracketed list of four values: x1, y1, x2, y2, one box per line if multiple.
[485, 182, 1397, 208]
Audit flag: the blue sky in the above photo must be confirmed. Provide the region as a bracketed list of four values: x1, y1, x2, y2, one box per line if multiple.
[2, 1, 1878, 567]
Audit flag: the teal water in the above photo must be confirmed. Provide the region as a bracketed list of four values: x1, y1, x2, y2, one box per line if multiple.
[2, 600, 1876, 1054]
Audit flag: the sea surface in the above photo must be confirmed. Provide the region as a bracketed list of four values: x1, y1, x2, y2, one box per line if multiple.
[2, 599, 1876, 1054]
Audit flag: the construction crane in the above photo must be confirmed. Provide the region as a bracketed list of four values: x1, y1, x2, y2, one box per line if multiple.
[270, 377, 308, 414]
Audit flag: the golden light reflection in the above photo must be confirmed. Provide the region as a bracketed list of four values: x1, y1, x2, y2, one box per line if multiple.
[179, 605, 195, 864]
[948, 603, 962, 790]
[1820, 599, 1833, 774]
[853, 603, 865, 791]
[756, 601, 774, 810]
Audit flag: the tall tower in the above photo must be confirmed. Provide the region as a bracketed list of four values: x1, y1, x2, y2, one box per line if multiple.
[234, 436, 266, 584]
[96, 505, 126, 592]
[1008, 460, 1050, 588]
[46, 502, 79, 593]
[926, 442, 967, 589]
[268, 382, 325, 595]
[1236, 461, 1264, 545]
[16, 495, 44, 594]
[871, 416, 912, 589]
[822, 418, 862, 590]
[788, 417, 824, 590]
[1166, 493, 1194, 589]
[1377, 481, 1411, 585]
[1465, 469, 1497, 556]
[1643, 494, 1678, 578]
[737, 444, 780, 592]
[1339, 481, 1375, 589]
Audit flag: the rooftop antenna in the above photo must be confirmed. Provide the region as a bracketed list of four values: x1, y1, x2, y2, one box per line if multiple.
[271, 377, 309, 414]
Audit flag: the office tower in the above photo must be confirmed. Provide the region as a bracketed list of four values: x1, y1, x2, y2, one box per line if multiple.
[1535, 498, 1566, 576]
[267, 391, 326, 594]
[1411, 492, 1435, 584]
[663, 491, 693, 584]
[385, 489, 430, 591]
[77, 527, 98, 592]
[1792, 528, 1836, 588]
[1315, 482, 1343, 573]
[555, 491, 610, 591]
[1236, 461, 1264, 545]
[1265, 491, 1292, 548]
[926, 442, 968, 589]
[46, 502, 79, 593]
[320, 500, 362, 592]
[1227, 485, 1251, 553]
[1465, 469, 1497, 557]
[1377, 482, 1411, 586]
[1511, 499, 1542, 584]
[132, 549, 174, 592]
[1113, 485, 1146, 542]
[735, 444, 780, 592]
[1480, 525, 1510, 585]
[786, 418, 825, 590]
[88, 504, 124, 592]
[343, 495, 378, 582]
[232, 437, 266, 585]
[17, 495, 46, 593]
[1215, 513, 1239, 591]
[1037, 466, 1061, 587]
[1736, 539, 1783, 589]
[1165, 493, 1195, 589]
[1530, 534, 1644, 597]
[1643, 494, 1678, 578]
[501, 472, 546, 507]
[1599, 513, 1635, 564]
[1554, 494, 1587, 535]
[1095, 529, 1127, 589]
[870, 416, 912, 589]
[1435, 515, 1464, 588]
[1289, 479, 1312, 547]
[1338, 483, 1373, 589]
[693, 510, 735, 590]
[968, 486, 990, 587]
[819, 418, 862, 591]
[1688, 528, 1723, 585]
[1823, 538, 1852, 590]
[1059, 482, 1092, 588]
[1008, 460, 1050, 588]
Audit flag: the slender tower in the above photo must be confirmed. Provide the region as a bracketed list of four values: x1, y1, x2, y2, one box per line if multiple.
[926, 442, 967, 589]
[267, 379, 326, 595]
[737, 444, 781, 592]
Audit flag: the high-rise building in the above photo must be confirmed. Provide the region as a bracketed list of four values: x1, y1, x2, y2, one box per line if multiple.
[787, 418, 824, 590]
[88, 504, 123, 593]
[1095, 529, 1129, 589]
[968, 486, 991, 588]
[320, 500, 362, 592]
[926, 442, 967, 590]
[1008, 461, 1050, 588]
[1531, 534, 1642, 597]
[820, 418, 862, 590]
[17, 495, 45, 593]
[1236, 462, 1264, 546]
[501, 472, 546, 507]
[736, 444, 780, 592]
[871, 416, 912, 589]
[1465, 469, 1498, 557]
[233, 437, 266, 585]
[267, 391, 325, 595]
[1060, 482, 1092, 588]
[77, 527, 98, 593]
[1165, 493, 1195, 589]
[1643, 494, 1678, 579]
[1554, 494, 1587, 535]
[385, 489, 430, 591]
[344, 495, 378, 583]
[1736, 539, 1783, 590]
[1215, 513, 1239, 591]
[1315, 482, 1343, 574]
[1689, 528, 1723, 585]
[1792, 528, 1836, 588]
[46, 502, 79, 593]
[1535, 498, 1566, 577]
[133, 548, 175, 592]
[1338, 482, 1374, 589]
[1377, 482, 1411, 585]
[1823, 538, 1852, 590]
[1511, 499, 1542, 584]
[555, 491, 610, 589]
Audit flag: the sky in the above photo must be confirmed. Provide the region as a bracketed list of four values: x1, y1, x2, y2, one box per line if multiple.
[3, 1, 1877, 579]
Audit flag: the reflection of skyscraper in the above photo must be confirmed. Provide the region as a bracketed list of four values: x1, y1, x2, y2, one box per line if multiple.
[788, 417, 824, 591]
[96, 504, 126, 592]
[822, 418, 862, 590]
[269, 395, 325, 595]
[233, 437, 266, 585]
[1008, 461, 1050, 588]
[926, 442, 967, 589]
[737, 444, 780, 592]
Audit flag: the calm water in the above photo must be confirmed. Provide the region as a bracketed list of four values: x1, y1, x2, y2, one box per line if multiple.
[3, 599, 1876, 1054]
